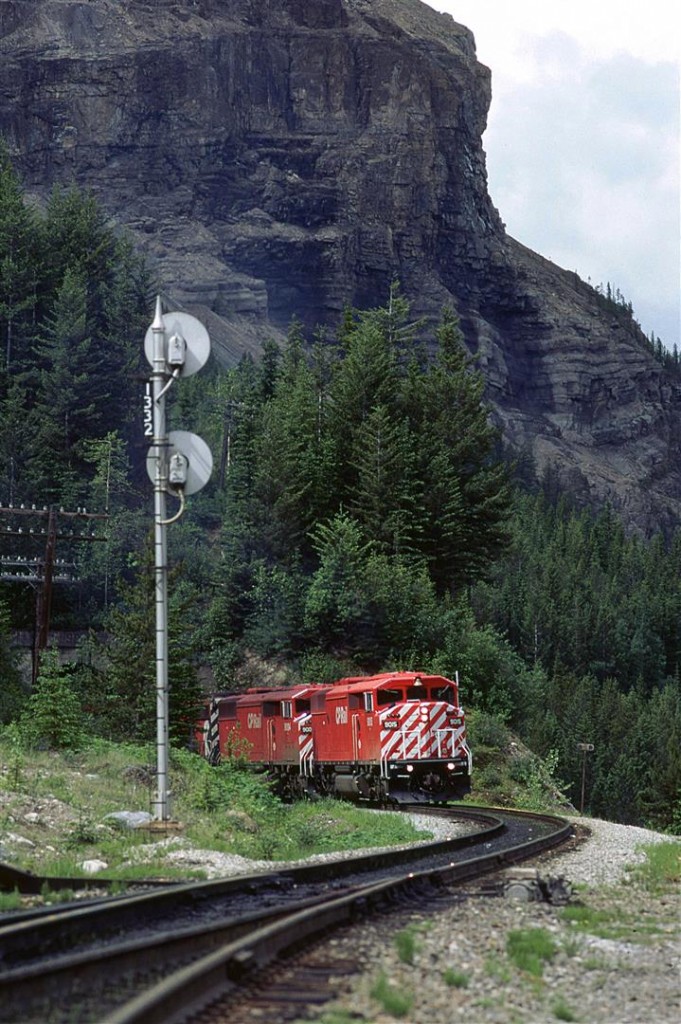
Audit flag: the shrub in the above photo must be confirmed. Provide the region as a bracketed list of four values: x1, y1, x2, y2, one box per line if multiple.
[20, 647, 82, 750]
[467, 709, 510, 749]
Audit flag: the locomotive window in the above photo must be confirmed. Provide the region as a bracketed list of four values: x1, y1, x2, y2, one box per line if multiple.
[377, 688, 402, 706]
[294, 698, 311, 714]
[406, 686, 425, 701]
[263, 701, 277, 717]
[348, 693, 361, 710]
[220, 701, 237, 719]
[431, 685, 455, 703]
[311, 693, 326, 712]
[363, 692, 374, 711]
[281, 700, 292, 718]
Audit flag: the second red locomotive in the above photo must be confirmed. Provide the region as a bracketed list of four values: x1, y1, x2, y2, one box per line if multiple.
[197, 671, 472, 803]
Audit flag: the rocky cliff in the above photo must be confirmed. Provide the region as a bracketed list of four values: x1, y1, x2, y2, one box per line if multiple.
[2, 0, 680, 534]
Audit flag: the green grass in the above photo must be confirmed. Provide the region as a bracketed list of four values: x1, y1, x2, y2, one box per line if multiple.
[628, 840, 681, 893]
[370, 972, 413, 1018]
[506, 927, 558, 977]
[0, 735, 433, 882]
[394, 925, 421, 964]
[560, 902, 667, 943]
[443, 966, 469, 988]
[552, 996, 580, 1021]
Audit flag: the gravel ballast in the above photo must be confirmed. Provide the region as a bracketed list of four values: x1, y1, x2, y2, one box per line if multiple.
[305, 815, 680, 1024]
[139, 811, 679, 1024]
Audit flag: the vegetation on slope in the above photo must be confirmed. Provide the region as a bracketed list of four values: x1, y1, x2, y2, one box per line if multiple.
[0, 158, 680, 832]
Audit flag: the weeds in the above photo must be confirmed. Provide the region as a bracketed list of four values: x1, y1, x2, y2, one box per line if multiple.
[628, 841, 681, 893]
[0, 889, 22, 912]
[559, 903, 665, 943]
[65, 811, 100, 849]
[552, 996, 580, 1021]
[506, 927, 557, 977]
[40, 883, 76, 904]
[394, 925, 421, 964]
[443, 967, 469, 988]
[370, 972, 413, 1018]
[294, 1012, 357, 1024]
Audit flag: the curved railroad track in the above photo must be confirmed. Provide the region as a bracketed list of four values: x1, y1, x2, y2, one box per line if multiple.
[0, 806, 573, 1024]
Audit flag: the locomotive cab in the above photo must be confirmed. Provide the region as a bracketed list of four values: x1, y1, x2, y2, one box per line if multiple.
[376, 677, 471, 802]
[311, 672, 471, 803]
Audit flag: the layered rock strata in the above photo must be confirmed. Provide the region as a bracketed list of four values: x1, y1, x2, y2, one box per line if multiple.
[1, 0, 679, 532]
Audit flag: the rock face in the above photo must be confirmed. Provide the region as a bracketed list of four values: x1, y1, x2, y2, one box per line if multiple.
[2, 0, 680, 534]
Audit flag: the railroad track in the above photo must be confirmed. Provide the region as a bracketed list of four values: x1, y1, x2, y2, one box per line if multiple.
[0, 806, 573, 1024]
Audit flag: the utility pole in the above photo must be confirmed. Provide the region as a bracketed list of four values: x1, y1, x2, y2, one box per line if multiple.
[577, 742, 594, 814]
[144, 296, 212, 823]
[0, 502, 108, 684]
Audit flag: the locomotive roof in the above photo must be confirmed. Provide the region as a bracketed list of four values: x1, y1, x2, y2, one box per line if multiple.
[205, 675, 455, 708]
[323, 672, 454, 695]
[236, 684, 323, 703]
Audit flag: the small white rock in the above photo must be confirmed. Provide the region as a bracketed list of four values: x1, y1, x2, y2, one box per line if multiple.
[80, 859, 108, 874]
[7, 832, 35, 847]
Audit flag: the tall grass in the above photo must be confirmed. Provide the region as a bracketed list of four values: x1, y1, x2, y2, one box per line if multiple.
[0, 734, 430, 880]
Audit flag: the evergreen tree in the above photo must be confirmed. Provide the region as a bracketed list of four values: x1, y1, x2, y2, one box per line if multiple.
[28, 266, 105, 500]
[348, 403, 422, 555]
[408, 309, 511, 591]
[20, 646, 81, 749]
[99, 549, 203, 744]
[0, 378, 33, 504]
[0, 145, 36, 374]
[0, 597, 26, 723]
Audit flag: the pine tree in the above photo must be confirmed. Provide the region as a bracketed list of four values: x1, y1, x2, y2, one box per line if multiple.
[348, 403, 422, 555]
[100, 554, 203, 745]
[21, 646, 81, 749]
[0, 378, 33, 503]
[409, 308, 511, 591]
[252, 324, 335, 563]
[28, 266, 106, 500]
[0, 145, 37, 374]
[0, 597, 26, 723]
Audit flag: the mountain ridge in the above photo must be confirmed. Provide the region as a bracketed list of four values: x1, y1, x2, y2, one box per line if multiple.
[2, 0, 679, 533]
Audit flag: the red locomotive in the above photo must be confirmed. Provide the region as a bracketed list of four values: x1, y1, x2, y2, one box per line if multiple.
[196, 671, 472, 803]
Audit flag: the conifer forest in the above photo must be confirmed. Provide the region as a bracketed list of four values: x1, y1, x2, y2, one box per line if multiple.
[0, 152, 679, 832]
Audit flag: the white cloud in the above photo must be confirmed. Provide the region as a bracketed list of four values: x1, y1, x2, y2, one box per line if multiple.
[425, 1, 680, 347]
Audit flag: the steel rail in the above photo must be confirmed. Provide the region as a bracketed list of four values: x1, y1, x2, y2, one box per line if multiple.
[0, 805, 498, 897]
[0, 859, 177, 895]
[0, 888, 365, 1023]
[0, 808, 503, 1022]
[0, 808, 500, 970]
[106, 808, 572, 1024]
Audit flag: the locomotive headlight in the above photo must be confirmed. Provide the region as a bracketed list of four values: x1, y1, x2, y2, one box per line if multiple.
[406, 764, 414, 773]
[447, 762, 455, 771]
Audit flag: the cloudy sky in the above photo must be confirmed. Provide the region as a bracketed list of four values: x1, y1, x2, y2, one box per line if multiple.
[426, 1, 680, 349]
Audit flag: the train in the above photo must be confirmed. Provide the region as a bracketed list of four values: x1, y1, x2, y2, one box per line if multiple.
[195, 670, 472, 803]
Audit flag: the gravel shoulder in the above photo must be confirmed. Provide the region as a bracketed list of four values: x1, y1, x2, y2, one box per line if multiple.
[304, 815, 680, 1024]
[2, 797, 678, 1024]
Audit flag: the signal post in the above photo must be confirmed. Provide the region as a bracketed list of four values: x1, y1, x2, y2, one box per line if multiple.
[144, 297, 212, 822]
